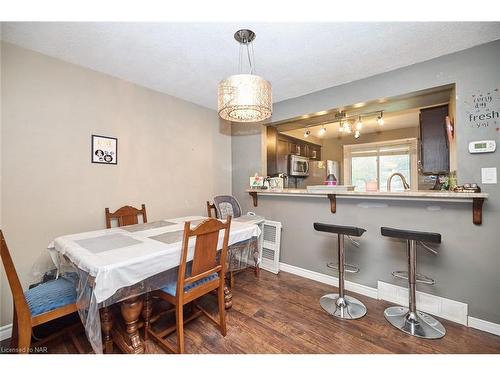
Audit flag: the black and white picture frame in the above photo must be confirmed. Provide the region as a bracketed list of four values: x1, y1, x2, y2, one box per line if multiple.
[92, 135, 117, 165]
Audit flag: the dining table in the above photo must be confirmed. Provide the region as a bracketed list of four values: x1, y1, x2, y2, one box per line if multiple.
[47, 215, 262, 354]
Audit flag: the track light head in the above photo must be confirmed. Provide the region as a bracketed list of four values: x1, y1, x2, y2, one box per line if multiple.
[377, 111, 384, 126]
[356, 116, 363, 130]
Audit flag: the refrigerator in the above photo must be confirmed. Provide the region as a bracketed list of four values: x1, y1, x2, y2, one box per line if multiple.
[306, 160, 340, 186]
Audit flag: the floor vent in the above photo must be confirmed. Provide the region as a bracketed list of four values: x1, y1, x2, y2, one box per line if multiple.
[260, 220, 282, 274]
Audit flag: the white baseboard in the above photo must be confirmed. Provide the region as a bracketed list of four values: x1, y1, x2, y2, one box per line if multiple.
[0, 323, 12, 341]
[377, 281, 468, 325]
[468, 316, 500, 336]
[279, 262, 378, 299]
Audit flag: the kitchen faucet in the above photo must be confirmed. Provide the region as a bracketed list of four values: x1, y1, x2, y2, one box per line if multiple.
[387, 172, 410, 191]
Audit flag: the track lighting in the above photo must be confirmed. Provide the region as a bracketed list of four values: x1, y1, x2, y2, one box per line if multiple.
[336, 109, 384, 139]
[377, 111, 384, 126]
[304, 130, 311, 138]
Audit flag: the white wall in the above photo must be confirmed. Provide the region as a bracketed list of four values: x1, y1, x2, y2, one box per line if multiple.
[0, 42, 232, 326]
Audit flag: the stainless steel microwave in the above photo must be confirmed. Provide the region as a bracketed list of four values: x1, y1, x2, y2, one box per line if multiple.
[288, 154, 309, 177]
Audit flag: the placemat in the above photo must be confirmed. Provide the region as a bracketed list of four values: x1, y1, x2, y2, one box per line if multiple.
[149, 230, 185, 245]
[122, 220, 177, 232]
[75, 234, 143, 254]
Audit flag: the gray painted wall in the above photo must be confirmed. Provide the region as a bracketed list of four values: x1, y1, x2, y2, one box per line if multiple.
[232, 39, 500, 324]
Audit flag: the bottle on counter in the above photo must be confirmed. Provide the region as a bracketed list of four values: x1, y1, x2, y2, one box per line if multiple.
[449, 171, 457, 191]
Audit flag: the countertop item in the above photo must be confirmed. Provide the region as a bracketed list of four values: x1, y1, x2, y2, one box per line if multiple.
[306, 185, 355, 193]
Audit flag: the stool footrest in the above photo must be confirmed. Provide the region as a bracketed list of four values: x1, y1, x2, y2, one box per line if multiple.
[327, 263, 360, 273]
[391, 271, 435, 285]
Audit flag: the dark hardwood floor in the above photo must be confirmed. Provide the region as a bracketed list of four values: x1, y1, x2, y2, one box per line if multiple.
[2, 270, 500, 354]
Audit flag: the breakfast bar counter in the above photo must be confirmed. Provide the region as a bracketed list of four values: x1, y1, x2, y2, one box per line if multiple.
[247, 188, 488, 224]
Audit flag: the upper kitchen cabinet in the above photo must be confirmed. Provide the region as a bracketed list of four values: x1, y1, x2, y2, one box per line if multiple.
[266, 127, 322, 176]
[306, 144, 322, 160]
[419, 105, 450, 174]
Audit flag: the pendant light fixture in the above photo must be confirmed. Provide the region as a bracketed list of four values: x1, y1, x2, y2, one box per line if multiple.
[218, 29, 272, 123]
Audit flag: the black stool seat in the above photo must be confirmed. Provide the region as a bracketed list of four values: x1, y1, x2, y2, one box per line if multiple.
[314, 223, 366, 237]
[381, 227, 441, 244]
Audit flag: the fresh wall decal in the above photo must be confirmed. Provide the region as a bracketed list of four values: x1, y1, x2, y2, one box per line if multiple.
[92, 135, 117, 165]
[465, 88, 500, 129]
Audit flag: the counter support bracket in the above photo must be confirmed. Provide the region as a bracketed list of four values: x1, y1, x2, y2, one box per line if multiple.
[249, 191, 258, 207]
[473, 198, 484, 225]
[327, 194, 337, 214]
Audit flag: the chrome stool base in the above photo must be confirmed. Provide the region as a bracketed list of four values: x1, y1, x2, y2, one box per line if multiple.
[384, 306, 446, 339]
[320, 293, 367, 320]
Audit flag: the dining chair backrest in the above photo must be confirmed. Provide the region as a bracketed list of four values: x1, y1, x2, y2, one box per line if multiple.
[213, 195, 242, 220]
[0, 230, 31, 324]
[177, 217, 231, 297]
[105, 204, 148, 228]
[206, 201, 218, 218]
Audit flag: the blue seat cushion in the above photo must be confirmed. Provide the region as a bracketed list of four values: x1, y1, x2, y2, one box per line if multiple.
[24, 275, 77, 317]
[160, 272, 219, 297]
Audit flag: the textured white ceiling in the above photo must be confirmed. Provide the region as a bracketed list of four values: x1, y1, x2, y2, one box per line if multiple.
[2, 22, 500, 110]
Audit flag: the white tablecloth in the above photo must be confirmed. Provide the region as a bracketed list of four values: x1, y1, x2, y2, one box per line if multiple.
[48, 215, 261, 303]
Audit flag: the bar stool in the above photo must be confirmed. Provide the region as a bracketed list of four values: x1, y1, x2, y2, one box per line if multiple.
[313, 223, 367, 319]
[381, 227, 446, 339]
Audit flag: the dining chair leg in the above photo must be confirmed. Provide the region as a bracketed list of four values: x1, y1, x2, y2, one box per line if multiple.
[218, 286, 227, 336]
[17, 324, 32, 354]
[175, 303, 185, 354]
[10, 307, 19, 350]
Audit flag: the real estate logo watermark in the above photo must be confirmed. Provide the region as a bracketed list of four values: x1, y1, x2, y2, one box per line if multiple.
[0, 346, 48, 353]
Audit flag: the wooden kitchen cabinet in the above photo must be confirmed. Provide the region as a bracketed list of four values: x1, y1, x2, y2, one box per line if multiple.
[307, 144, 321, 160]
[266, 126, 322, 176]
[420, 105, 449, 174]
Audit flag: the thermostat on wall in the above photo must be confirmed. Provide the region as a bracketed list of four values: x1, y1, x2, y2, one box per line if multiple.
[468, 140, 496, 154]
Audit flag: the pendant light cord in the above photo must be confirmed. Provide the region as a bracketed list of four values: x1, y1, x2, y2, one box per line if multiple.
[238, 37, 255, 75]
[246, 42, 254, 75]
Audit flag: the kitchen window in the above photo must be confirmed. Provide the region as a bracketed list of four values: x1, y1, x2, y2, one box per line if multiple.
[343, 138, 418, 192]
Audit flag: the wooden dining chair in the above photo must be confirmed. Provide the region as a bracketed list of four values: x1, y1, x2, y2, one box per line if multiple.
[147, 217, 232, 354]
[206, 201, 217, 218]
[105, 204, 147, 228]
[0, 230, 80, 354]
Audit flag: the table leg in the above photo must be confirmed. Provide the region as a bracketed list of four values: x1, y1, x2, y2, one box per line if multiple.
[141, 293, 152, 341]
[100, 306, 114, 354]
[113, 296, 145, 354]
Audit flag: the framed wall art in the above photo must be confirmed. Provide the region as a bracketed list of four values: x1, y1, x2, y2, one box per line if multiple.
[91, 135, 117, 165]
